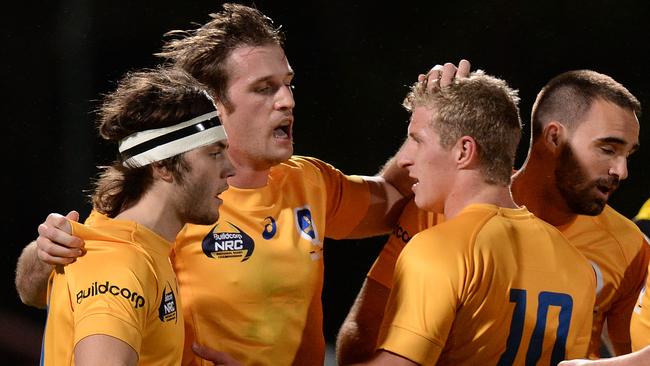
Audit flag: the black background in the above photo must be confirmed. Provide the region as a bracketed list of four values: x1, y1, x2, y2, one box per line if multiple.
[3, 1, 650, 364]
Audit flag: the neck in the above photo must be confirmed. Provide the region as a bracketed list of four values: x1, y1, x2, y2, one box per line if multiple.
[512, 144, 577, 226]
[443, 172, 518, 219]
[227, 163, 271, 188]
[226, 150, 274, 189]
[114, 186, 183, 243]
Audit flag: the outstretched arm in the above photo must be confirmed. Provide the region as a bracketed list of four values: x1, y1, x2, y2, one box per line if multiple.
[15, 211, 84, 308]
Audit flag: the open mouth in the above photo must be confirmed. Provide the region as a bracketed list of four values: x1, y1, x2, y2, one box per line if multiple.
[273, 120, 292, 139]
[411, 178, 420, 191]
[596, 184, 613, 198]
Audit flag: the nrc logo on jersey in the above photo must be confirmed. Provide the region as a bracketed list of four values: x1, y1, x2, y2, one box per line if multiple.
[158, 283, 177, 323]
[202, 222, 255, 262]
[295, 206, 319, 244]
[76, 281, 145, 309]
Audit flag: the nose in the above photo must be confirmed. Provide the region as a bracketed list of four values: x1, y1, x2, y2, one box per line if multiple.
[274, 84, 295, 111]
[222, 151, 236, 179]
[609, 156, 628, 181]
[396, 143, 414, 170]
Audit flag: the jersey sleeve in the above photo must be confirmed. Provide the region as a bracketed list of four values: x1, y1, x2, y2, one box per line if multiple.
[367, 235, 407, 289]
[368, 200, 441, 288]
[67, 222, 156, 353]
[296, 156, 371, 239]
[608, 236, 650, 348]
[377, 231, 462, 364]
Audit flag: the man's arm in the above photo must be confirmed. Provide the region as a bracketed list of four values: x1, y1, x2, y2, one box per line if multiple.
[337, 278, 391, 364]
[74, 334, 138, 366]
[15, 211, 84, 308]
[558, 344, 650, 366]
[345, 175, 410, 238]
[347, 350, 418, 366]
[15, 241, 52, 308]
[192, 343, 242, 366]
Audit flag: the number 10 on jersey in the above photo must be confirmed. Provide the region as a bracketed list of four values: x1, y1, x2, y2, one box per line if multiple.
[498, 289, 573, 366]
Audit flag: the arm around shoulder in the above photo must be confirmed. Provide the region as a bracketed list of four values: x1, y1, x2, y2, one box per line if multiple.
[15, 212, 83, 308]
[15, 241, 52, 308]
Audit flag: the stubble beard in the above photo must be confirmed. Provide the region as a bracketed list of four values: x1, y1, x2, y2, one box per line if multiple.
[554, 144, 618, 216]
[177, 178, 219, 226]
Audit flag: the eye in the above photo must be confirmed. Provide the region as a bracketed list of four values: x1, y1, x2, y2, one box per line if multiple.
[599, 146, 615, 155]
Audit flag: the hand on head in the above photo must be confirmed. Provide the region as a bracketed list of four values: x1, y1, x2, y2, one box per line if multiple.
[417, 59, 471, 90]
[36, 211, 85, 265]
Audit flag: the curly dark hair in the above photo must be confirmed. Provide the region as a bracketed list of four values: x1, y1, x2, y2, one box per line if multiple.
[92, 66, 215, 217]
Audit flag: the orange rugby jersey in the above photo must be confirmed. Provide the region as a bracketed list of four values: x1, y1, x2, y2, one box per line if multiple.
[173, 156, 371, 365]
[42, 212, 183, 366]
[378, 204, 595, 365]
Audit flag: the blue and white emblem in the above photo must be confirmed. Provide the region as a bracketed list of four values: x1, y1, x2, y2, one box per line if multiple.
[294, 206, 320, 245]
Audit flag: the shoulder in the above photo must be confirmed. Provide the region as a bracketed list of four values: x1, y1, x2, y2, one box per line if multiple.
[272, 155, 363, 188]
[276, 155, 330, 170]
[274, 156, 340, 176]
[568, 205, 648, 262]
[68, 224, 155, 277]
[594, 205, 644, 245]
[404, 208, 496, 257]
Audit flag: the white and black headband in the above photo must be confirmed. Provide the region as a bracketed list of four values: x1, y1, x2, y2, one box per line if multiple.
[118, 110, 227, 167]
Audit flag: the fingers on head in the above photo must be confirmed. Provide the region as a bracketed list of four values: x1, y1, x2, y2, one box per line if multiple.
[457, 59, 471, 77]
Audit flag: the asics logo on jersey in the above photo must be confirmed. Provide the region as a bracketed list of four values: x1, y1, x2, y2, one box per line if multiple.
[158, 283, 178, 322]
[76, 281, 145, 308]
[262, 216, 277, 240]
[202, 222, 255, 262]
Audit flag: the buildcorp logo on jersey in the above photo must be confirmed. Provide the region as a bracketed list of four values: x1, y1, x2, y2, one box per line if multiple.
[76, 281, 145, 308]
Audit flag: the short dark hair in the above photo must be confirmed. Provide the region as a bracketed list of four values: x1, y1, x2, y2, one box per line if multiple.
[531, 70, 641, 140]
[156, 3, 284, 111]
[403, 71, 522, 186]
[92, 66, 215, 217]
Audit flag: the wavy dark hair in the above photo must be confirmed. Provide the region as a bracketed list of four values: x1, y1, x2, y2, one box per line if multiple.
[91, 66, 215, 217]
[156, 3, 283, 111]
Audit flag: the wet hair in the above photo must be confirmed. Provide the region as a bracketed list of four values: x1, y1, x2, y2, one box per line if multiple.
[156, 3, 284, 111]
[92, 66, 215, 217]
[531, 70, 641, 140]
[403, 71, 522, 186]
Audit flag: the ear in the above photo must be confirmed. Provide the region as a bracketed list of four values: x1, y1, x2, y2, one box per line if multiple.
[151, 162, 174, 183]
[542, 121, 566, 154]
[455, 136, 477, 169]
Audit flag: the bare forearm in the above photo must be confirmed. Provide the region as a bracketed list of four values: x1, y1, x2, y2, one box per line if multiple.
[337, 279, 391, 364]
[345, 176, 409, 239]
[15, 241, 52, 308]
[379, 149, 415, 199]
